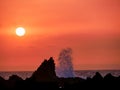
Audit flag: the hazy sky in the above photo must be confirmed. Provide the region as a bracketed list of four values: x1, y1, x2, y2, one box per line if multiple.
[0, 0, 120, 71]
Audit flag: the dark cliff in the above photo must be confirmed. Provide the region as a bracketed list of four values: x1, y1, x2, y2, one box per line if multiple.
[30, 57, 57, 82]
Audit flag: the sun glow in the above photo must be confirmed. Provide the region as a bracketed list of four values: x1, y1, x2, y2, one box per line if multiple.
[16, 27, 26, 36]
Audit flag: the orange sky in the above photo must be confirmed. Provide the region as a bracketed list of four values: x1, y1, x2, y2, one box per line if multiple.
[0, 0, 120, 71]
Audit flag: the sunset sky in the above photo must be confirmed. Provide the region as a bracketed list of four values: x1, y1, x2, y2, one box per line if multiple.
[0, 0, 120, 71]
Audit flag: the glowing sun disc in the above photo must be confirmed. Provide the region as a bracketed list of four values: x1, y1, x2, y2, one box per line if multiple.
[16, 27, 26, 36]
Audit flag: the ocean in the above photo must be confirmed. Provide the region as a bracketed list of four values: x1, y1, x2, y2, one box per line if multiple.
[0, 70, 120, 80]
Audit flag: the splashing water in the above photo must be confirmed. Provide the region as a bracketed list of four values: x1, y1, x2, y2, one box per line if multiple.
[56, 48, 74, 77]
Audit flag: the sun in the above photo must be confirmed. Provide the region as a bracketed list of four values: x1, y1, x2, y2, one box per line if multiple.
[16, 27, 26, 36]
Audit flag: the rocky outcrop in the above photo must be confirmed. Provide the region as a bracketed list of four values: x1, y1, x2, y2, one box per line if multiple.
[92, 72, 103, 81]
[30, 57, 57, 82]
[0, 57, 120, 89]
[9, 75, 23, 81]
[0, 76, 4, 81]
[0, 76, 5, 88]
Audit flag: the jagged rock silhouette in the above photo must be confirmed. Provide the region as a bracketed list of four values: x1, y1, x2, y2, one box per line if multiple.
[0, 57, 120, 89]
[0, 76, 4, 81]
[9, 75, 23, 81]
[92, 72, 103, 81]
[30, 57, 57, 82]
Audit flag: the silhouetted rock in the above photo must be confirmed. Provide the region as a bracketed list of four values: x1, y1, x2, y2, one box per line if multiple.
[3, 75, 23, 89]
[0, 76, 5, 89]
[9, 75, 23, 81]
[30, 57, 57, 82]
[93, 72, 103, 80]
[0, 57, 120, 89]
[103, 73, 120, 89]
[104, 73, 117, 84]
[104, 73, 115, 80]
[0, 76, 4, 81]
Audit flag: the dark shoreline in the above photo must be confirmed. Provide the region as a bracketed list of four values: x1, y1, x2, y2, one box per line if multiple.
[0, 57, 120, 89]
[0, 73, 120, 89]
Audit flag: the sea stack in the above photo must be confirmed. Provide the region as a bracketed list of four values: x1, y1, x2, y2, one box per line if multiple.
[30, 57, 57, 82]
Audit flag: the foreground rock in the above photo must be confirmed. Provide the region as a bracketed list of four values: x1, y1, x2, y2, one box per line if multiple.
[0, 57, 120, 89]
[30, 57, 57, 82]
